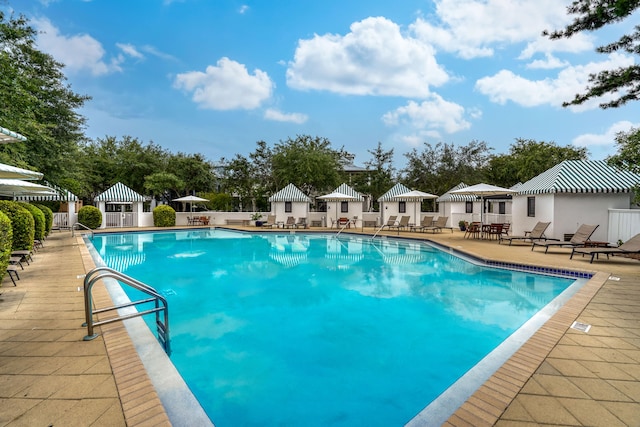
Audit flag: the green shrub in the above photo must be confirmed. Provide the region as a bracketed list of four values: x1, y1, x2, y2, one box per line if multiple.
[34, 204, 54, 236]
[153, 205, 176, 227]
[0, 210, 13, 286]
[78, 205, 102, 229]
[0, 200, 35, 251]
[18, 203, 46, 240]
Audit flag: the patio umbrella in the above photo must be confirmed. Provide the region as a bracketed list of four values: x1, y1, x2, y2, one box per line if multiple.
[173, 195, 209, 212]
[450, 183, 516, 223]
[393, 190, 438, 225]
[317, 191, 356, 227]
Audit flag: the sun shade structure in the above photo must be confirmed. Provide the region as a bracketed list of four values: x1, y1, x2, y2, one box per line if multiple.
[173, 195, 209, 212]
[450, 183, 516, 223]
[393, 190, 438, 226]
[0, 162, 43, 180]
[0, 126, 27, 143]
[14, 181, 77, 202]
[0, 179, 56, 197]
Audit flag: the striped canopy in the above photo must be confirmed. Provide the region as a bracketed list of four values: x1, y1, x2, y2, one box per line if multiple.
[517, 160, 640, 195]
[0, 162, 43, 180]
[94, 182, 145, 202]
[268, 183, 310, 202]
[0, 126, 27, 143]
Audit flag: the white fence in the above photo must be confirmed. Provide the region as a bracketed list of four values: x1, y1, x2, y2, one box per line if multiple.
[608, 209, 640, 243]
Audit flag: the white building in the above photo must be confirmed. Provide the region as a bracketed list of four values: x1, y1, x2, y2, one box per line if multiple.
[513, 160, 640, 242]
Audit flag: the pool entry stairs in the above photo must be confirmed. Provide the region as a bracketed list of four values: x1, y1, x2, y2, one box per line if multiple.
[82, 266, 171, 355]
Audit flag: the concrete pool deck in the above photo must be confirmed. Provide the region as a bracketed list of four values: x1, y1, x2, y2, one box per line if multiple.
[0, 227, 638, 426]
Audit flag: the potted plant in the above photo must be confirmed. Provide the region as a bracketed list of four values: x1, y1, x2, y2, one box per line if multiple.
[458, 220, 466, 231]
[250, 213, 263, 226]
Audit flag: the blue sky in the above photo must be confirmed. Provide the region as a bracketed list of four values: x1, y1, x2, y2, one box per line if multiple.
[7, 0, 640, 168]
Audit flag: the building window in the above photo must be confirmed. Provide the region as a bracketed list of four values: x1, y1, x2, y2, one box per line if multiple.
[499, 202, 506, 215]
[399, 201, 406, 213]
[527, 197, 535, 217]
[341, 201, 349, 213]
[465, 201, 473, 213]
[285, 201, 292, 213]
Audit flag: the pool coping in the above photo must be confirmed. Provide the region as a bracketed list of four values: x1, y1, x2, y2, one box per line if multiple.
[86, 227, 608, 426]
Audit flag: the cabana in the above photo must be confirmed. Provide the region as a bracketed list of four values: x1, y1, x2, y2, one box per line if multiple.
[268, 183, 311, 227]
[94, 182, 145, 229]
[513, 160, 640, 242]
[318, 183, 364, 228]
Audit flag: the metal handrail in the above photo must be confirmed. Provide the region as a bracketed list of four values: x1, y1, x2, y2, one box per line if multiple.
[82, 266, 170, 355]
[72, 222, 94, 238]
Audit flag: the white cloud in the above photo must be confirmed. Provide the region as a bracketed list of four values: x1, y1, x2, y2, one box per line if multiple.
[239, 5, 250, 14]
[116, 43, 144, 59]
[572, 121, 639, 147]
[382, 94, 471, 135]
[264, 109, 308, 124]
[411, 0, 572, 59]
[173, 57, 273, 110]
[525, 53, 569, 70]
[519, 33, 594, 60]
[475, 53, 635, 110]
[287, 16, 448, 98]
[33, 18, 120, 75]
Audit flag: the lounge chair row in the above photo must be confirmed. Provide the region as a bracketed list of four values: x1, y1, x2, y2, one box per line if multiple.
[380, 215, 453, 233]
[500, 221, 640, 263]
[260, 215, 307, 229]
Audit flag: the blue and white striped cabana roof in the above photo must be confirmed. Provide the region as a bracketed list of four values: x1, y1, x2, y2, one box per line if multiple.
[94, 182, 145, 202]
[436, 183, 477, 202]
[516, 160, 640, 195]
[377, 183, 411, 202]
[268, 183, 311, 202]
[333, 183, 364, 201]
[0, 126, 27, 143]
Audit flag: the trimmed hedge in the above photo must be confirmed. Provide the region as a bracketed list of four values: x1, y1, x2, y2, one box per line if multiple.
[78, 205, 102, 229]
[18, 203, 46, 241]
[0, 200, 35, 251]
[34, 204, 54, 236]
[0, 210, 13, 286]
[153, 205, 176, 227]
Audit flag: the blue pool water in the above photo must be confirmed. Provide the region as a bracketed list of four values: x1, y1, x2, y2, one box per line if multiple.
[90, 229, 576, 426]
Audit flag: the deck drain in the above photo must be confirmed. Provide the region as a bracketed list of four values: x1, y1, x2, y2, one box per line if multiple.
[571, 321, 591, 333]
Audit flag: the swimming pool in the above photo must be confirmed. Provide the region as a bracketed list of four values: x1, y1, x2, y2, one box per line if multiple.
[89, 229, 582, 426]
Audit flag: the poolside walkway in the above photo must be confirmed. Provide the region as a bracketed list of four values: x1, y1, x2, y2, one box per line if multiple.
[0, 227, 638, 426]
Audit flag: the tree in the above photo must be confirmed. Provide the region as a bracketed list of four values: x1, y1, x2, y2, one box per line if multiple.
[144, 172, 185, 203]
[487, 139, 588, 187]
[222, 154, 256, 211]
[607, 127, 640, 173]
[271, 135, 342, 196]
[361, 142, 395, 210]
[606, 127, 640, 203]
[545, 0, 640, 108]
[0, 11, 89, 182]
[402, 140, 492, 196]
